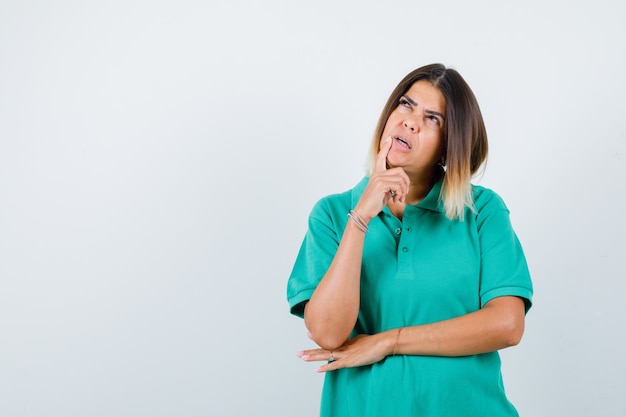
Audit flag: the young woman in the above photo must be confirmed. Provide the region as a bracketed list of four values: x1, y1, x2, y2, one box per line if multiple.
[287, 63, 533, 416]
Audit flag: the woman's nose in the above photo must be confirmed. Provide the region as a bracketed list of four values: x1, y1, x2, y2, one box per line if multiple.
[403, 118, 418, 132]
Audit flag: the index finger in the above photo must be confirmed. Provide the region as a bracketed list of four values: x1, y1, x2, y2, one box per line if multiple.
[374, 136, 392, 173]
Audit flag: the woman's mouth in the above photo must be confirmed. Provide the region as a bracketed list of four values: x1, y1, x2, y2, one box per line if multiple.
[395, 136, 411, 149]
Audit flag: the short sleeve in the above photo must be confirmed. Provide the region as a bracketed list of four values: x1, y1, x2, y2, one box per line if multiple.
[286, 199, 343, 318]
[475, 190, 533, 312]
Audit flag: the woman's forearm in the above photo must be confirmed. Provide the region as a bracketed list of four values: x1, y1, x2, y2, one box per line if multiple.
[298, 297, 527, 373]
[387, 296, 526, 357]
[304, 220, 367, 350]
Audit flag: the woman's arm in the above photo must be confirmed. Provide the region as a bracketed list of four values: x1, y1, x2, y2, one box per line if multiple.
[299, 296, 526, 372]
[394, 296, 526, 356]
[303, 219, 366, 350]
[304, 138, 410, 351]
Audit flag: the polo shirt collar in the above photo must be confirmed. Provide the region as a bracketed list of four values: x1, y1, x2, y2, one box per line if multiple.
[351, 176, 444, 213]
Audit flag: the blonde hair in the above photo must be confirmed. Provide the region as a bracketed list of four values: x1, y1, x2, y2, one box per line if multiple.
[366, 64, 488, 221]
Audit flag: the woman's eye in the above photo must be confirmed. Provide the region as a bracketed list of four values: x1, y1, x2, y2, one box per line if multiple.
[399, 98, 411, 108]
[428, 116, 441, 126]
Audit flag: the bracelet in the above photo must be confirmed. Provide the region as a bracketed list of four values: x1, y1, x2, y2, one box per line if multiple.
[392, 327, 403, 356]
[347, 210, 369, 233]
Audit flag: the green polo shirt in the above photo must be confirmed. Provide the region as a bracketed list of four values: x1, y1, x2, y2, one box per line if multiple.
[287, 177, 533, 417]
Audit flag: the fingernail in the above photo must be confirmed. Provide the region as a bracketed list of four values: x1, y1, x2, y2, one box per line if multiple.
[385, 136, 391, 143]
[307, 331, 313, 339]
[315, 367, 324, 373]
[296, 351, 304, 357]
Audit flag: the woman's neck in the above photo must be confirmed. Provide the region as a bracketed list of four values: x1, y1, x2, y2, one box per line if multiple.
[404, 169, 439, 205]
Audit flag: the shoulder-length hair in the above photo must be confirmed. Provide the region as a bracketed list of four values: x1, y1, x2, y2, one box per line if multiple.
[366, 63, 488, 220]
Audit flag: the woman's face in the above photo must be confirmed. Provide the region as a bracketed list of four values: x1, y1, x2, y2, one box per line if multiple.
[380, 80, 446, 178]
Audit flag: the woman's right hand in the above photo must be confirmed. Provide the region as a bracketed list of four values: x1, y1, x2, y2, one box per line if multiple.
[354, 137, 410, 222]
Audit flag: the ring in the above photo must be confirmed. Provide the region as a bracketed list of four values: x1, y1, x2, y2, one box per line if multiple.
[329, 351, 335, 361]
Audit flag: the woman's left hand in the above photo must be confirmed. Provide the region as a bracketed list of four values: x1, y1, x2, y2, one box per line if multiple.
[297, 333, 392, 373]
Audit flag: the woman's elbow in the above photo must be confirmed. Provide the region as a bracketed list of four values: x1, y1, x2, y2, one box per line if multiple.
[311, 333, 347, 351]
[304, 304, 352, 350]
[486, 296, 526, 348]
[500, 312, 525, 347]
[305, 324, 348, 350]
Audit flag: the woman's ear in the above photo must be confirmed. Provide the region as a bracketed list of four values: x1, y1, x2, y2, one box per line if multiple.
[439, 151, 447, 167]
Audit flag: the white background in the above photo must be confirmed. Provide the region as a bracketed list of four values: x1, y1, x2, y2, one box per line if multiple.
[1, 1, 625, 416]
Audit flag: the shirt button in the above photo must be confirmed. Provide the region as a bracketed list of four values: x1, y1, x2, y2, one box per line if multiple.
[401, 247, 409, 252]
[395, 228, 402, 235]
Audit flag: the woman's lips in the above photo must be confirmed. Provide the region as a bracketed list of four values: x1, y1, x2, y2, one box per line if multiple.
[394, 136, 411, 149]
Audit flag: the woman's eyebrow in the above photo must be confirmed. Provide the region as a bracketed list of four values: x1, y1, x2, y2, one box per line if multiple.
[403, 95, 445, 120]
[403, 95, 418, 106]
[425, 109, 445, 120]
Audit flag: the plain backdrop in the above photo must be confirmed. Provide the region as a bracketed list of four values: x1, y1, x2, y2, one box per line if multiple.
[1, 1, 625, 416]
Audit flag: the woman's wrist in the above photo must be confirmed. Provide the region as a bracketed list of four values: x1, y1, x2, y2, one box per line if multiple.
[352, 206, 375, 224]
[392, 327, 403, 356]
[347, 209, 369, 233]
[380, 328, 403, 357]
